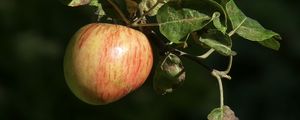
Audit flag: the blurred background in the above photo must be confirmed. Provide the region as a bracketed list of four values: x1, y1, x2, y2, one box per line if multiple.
[0, 0, 299, 120]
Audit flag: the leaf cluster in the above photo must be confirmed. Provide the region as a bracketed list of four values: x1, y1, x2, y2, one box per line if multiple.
[63, 0, 282, 119]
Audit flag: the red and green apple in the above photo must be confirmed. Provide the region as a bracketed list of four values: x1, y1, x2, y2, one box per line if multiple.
[64, 23, 153, 105]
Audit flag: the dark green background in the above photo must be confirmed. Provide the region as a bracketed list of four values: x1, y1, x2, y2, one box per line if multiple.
[0, 0, 299, 120]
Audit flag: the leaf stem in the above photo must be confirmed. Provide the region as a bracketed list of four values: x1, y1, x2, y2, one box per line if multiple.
[107, 0, 130, 25]
[228, 17, 247, 36]
[217, 75, 224, 109]
[212, 70, 224, 119]
[172, 49, 213, 71]
[224, 56, 233, 74]
[208, 0, 228, 28]
[210, 55, 233, 119]
[160, 52, 171, 69]
[197, 48, 215, 59]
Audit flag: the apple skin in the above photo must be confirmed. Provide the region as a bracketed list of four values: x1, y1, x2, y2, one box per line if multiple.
[64, 23, 153, 105]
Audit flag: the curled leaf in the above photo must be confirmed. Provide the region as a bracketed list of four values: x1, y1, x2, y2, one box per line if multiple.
[212, 12, 227, 33]
[258, 37, 280, 50]
[153, 53, 185, 95]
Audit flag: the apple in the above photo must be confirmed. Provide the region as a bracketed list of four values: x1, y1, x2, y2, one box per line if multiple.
[64, 23, 153, 105]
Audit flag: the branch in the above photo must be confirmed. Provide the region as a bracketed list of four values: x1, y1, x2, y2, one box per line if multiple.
[107, 0, 130, 25]
[132, 1, 163, 26]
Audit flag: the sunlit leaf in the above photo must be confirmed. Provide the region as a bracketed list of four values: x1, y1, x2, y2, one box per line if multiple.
[68, 0, 91, 7]
[225, 0, 281, 50]
[200, 30, 235, 56]
[157, 3, 211, 43]
[90, 0, 106, 20]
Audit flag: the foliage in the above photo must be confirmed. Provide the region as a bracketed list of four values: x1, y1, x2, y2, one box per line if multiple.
[63, 0, 281, 119]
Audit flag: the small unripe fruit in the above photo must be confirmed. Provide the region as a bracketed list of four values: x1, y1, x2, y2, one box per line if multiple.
[64, 23, 153, 105]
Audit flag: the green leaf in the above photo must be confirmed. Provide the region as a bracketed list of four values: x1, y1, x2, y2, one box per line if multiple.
[68, 0, 91, 7]
[207, 105, 239, 120]
[89, 0, 99, 6]
[153, 53, 185, 95]
[89, 0, 106, 20]
[66, 0, 105, 19]
[200, 30, 235, 56]
[225, 0, 281, 50]
[212, 12, 227, 33]
[258, 38, 280, 50]
[181, 0, 229, 27]
[157, 3, 211, 43]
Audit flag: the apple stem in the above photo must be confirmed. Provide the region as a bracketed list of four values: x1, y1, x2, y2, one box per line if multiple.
[107, 0, 131, 25]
